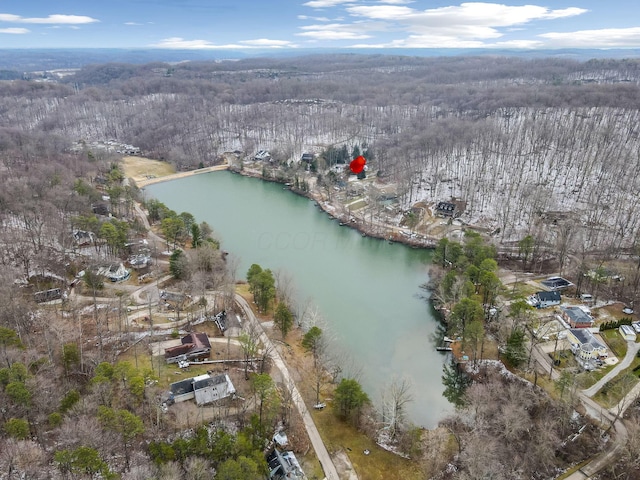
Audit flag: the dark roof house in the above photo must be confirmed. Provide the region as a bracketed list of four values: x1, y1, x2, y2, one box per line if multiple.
[164, 333, 211, 363]
[534, 291, 561, 308]
[436, 201, 458, 218]
[561, 306, 594, 329]
[267, 449, 305, 480]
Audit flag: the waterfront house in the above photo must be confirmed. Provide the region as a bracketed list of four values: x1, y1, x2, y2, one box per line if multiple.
[435, 201, 457, 218]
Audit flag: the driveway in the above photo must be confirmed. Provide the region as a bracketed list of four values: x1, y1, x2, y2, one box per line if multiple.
[235, 294, 343, 480]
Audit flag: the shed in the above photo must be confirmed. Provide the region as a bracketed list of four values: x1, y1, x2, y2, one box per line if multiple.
[619, 324, 637, 341]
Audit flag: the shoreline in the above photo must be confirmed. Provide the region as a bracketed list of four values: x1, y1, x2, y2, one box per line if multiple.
[227, 166, 439, 250]
[135, 163, 229, 188]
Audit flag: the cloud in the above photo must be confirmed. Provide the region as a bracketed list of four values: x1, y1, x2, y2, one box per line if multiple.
[239, 38, 297, 47]
[0, 13, 98, 24]
[539, 27, 640, 48]
[336, 2, 588, 47]
[303, 0, 356, 8]
[298, 23, 373, 40]
[124, 22, 143, 26]
[0, 27, 29, 34]
[298, 15, 331, 21]
[151, 37, 297, 50]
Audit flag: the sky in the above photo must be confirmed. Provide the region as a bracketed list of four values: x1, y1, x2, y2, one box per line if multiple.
[1, 1, 640, 51]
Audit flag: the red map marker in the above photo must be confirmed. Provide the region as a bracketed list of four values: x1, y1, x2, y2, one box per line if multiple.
[350, 155, 366, 174]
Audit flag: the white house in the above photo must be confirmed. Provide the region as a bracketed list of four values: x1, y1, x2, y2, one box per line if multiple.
[168, 373, 236, 406]
[566, 329, 608, 362]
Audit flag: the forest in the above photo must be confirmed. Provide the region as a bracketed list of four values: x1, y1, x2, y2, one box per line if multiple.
[2, 53, 640, 479]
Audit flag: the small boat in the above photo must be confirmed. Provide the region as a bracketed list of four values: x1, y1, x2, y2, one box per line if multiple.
[339, 222, 345, 226]
[361, 232, 367, 237]
[436, 346, 453, 352]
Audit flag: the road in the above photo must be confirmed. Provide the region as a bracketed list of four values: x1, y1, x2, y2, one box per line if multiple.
[582, 340, 640, 398]
[531, 342, 633, 479]
[235, 294, 342, 480]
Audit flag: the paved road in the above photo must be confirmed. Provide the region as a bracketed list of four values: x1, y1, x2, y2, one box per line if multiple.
[235, 294, 342, 480]
[582, 340, 640, 397]
[531, 343, 631, 479]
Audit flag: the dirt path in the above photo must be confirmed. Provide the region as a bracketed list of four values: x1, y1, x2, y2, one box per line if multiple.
[135, 164, 229, 188]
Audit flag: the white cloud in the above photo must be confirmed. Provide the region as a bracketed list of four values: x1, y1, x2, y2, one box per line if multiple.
[303, 0, 357, 8]
[124, 22, 143, 26]
[0, 27, 29, 34]
[347, 3, 586, 28]
[151, 37, 297, 50]
[298, 15, 331, 21]
[240, 38, 297, 47]
[539, 27, 640, 48]
[0, 13, 99, 24]
[336, 2, 588, 47]
[298, 22, 373, 40]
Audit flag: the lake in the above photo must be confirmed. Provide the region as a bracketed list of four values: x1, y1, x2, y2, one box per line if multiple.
[147, 171, 452, 427]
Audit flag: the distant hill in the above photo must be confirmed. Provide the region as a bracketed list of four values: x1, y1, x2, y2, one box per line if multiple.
[1, 47, 639, 72]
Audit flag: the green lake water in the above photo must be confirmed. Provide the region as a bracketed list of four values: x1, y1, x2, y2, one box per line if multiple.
[147, 171, 452, 427]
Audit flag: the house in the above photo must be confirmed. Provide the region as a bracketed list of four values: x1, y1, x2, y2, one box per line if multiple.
[128, 253, 152, 270]
[255, 150, 271, 162]
[192, 373, 236, 406]
[72, 230, 95, 246]
[97, 263, 130, 282]
[168, 378, 195, 403]
[168, 373, 235, 406]
[533, 291, 561, 309]
[91, 202, 110, 216]
[164, 333, 211, 363]
[34, 288, 63, 303]
[213, 310, 227, 332]
[541, 276, 574, 291]
[435, 201, 457, 218]
[301, 152, 315, 163]
[160, 290, 191, 310]
[561, 306, 594, 328]
[566, 328, 608, 362]
[266, 449, 306, 480]
[619, 324, 637, 341]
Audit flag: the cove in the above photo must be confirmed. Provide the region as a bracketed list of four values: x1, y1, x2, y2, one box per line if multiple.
[147, 171, 453, 427]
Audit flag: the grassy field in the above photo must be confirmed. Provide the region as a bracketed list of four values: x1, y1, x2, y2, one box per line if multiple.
[600, 329, 628, 358]
[311, 409, 426, 480]
[121, 155, 175, 184]
[592, 361, 640, 408]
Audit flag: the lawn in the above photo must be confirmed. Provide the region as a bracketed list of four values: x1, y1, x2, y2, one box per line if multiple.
[121, 155, 175, 184]
[311, 408, 426, 480]
[600, 329, 628, 358]
[592, 362, 640, 408]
